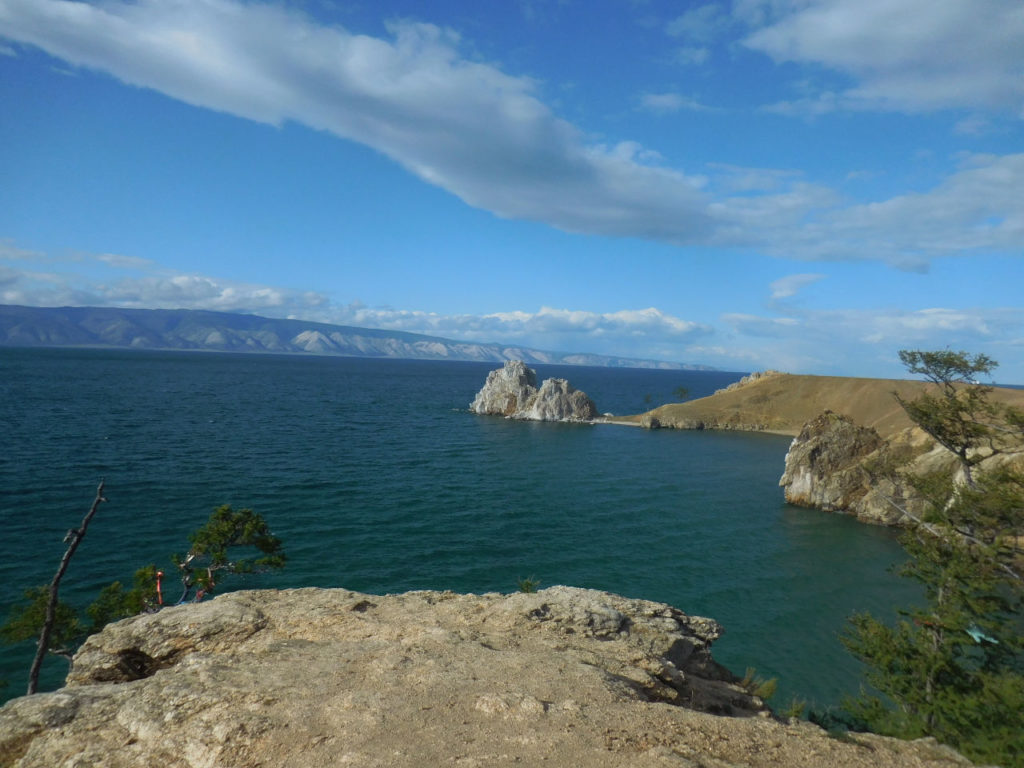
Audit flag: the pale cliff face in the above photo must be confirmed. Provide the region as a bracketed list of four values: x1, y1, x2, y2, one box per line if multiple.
[778, 410, 1024, 526]
[0, 587, 974, 768]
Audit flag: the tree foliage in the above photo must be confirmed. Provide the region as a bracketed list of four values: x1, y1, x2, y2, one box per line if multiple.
[0, 586, 82, 655]
[84, 565, 161, 633]
[1, 501, 285, 694]
[172, 504, 286, 604]
[842, 349, 1024, 767]
[894, 350, 1021, 485]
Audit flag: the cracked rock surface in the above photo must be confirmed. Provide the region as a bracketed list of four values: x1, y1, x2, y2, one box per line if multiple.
[0, 587, 972, 768]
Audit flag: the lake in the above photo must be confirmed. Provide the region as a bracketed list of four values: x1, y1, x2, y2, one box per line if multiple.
[0, 348, 917, 708]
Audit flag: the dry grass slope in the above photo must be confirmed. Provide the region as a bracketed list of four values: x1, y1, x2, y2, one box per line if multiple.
[632, 372, 1024, 438]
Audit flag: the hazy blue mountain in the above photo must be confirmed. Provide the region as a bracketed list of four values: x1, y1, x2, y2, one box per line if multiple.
[0, 305, 714, 370]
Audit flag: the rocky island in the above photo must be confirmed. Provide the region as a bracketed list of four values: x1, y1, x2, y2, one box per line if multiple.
[0, 587, 972, 768]
[470, 360, 598, 422]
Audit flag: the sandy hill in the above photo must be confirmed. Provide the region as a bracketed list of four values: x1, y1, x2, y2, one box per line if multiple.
[629, 371, 1024, 438]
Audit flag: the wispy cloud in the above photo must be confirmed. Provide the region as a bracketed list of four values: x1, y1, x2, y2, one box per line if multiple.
[1, 267, 329, 314]
[664, 4, 732, 67]
[0, 0, 1021, 270]
[0, 0, 715, 243]
[639, 91, 712, 113]
[311, 304, 715, 360]
[667, 3, 731, 43]
[794, 153, 1024, 268]
[714, 304, 1024, 377]
[740, 0, 1024, 117]
[724, 305, 1021, 355]
[721, 313, 800, 336]
[0, 246, 330, 313]
[706, 163, 802, 193]
[0, 240, 44, 261]
[95, 252, 158, 270]
[769, 273, 824, 299]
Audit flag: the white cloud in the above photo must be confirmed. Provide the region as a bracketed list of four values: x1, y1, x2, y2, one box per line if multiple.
[725, 305, 1022, 353]
[953, 115, 993, 136]
[0, 0, 1021, 270]
[722, 313, 800, 337]
[798, 153, 1024, 265]
[329, 304, 712, 347]
[95, 252, 157, 270]
[0, 240, 44, 261]
[99, 274, 329, 313]
[741, 0, 1024, 116]
[0, 255, 331, 315]
[769, 273, 824, 299]
[706, 163, 801, 193]
[0, 242, 712, 354]
[673, 46, 711, 66]
[639, 92, 711, 113]
[862, 307, 994, 339]
[0, 0, 715, 243]
[667, 4, 730, 43]
[712, 304, 1024, 377]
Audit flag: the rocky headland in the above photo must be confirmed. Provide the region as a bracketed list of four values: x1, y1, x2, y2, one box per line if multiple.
[0, 587, 973, 768]
[631, 372, 1024, 525]
[470, 360, 598, 422]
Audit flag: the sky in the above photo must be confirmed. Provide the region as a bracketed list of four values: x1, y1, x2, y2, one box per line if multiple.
[0, 0, 1022, 381]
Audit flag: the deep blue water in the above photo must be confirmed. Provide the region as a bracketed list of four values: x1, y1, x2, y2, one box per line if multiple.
[0, 348, 917, 708]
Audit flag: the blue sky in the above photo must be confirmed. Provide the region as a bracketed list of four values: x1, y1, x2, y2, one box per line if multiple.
[1, 0, 1022, 380]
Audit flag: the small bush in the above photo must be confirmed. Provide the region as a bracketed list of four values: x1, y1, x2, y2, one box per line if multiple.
[517, 576, 541, 593]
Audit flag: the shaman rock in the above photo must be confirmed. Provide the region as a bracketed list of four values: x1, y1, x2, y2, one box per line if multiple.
[516, 377, 598, 422]
[469, 360, 538, 416]
[471, 360, 598, 422]
[0, 587, 975, 768]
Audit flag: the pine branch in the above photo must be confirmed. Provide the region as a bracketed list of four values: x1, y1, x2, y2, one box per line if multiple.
[884, 496, 1022, 583]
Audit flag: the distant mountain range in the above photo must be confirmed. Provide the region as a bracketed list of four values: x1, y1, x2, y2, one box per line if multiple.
[0, 305, 714, 370]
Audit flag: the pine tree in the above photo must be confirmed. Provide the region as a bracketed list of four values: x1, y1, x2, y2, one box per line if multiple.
[842, 350, 1024, 767]
[2, 500, 285, 695]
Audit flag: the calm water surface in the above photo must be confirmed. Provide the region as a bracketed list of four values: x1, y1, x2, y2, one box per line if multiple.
[0, 348, 916, 707]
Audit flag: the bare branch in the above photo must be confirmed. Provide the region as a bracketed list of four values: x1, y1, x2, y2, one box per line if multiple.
[27, 480, 106, 695]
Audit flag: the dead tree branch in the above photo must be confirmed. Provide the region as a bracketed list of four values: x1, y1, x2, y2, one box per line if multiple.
[27, 480, 106, 695]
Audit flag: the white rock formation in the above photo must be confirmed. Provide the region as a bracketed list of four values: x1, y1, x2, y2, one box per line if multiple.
[470, 360, 598, 422]
[518, 377, 598, 421]
[470, 360, 539, 416]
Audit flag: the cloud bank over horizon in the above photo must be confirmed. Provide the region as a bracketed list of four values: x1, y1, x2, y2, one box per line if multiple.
[3, 243, 1020, 377]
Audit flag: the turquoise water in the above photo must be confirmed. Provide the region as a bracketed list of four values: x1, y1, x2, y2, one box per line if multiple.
[0, 348, 917, 707]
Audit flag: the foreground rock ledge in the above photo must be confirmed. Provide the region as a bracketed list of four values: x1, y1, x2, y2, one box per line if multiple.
[0, 588, 970, 768]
